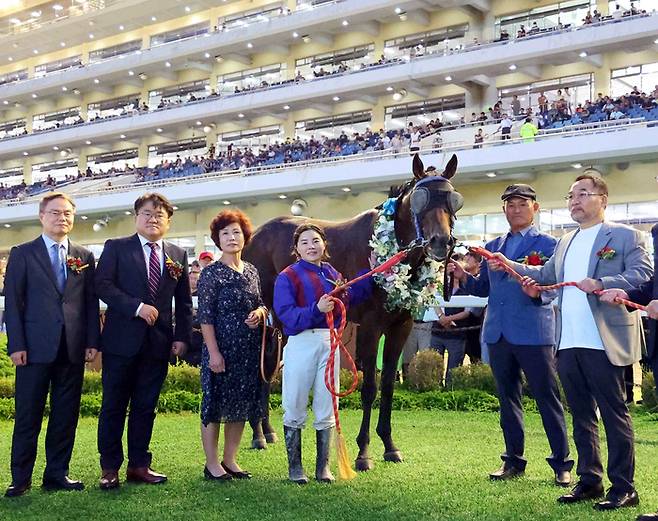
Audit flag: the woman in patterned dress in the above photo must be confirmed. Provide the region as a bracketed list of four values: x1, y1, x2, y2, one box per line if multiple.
[197, 209, 267, 481]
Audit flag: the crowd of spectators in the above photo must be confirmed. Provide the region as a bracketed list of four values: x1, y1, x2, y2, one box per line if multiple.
[0, 6, 650, 143]
[3, 82, 657, 202]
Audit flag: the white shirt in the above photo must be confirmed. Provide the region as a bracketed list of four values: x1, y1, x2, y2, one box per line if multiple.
[135, 234, 164, 316]
[558, 223, 605, 351]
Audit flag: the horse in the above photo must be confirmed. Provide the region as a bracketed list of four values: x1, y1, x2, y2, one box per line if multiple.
[243, 153, 462, 470]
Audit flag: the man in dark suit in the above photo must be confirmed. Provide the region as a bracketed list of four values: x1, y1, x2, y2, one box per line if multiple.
[449, 184, 572, 486]
[600, 223, 657, 520]
[3, 192, 100, 497]
[95, 192, 192, 490]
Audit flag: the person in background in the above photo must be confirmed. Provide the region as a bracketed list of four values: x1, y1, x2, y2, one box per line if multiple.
[199, 251, 215, 269]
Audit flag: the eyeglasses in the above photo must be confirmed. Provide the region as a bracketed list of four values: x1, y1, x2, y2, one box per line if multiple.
[564, 192, 605, 201]
[44, 210, 74, 218]
[138, 211, 169, 222]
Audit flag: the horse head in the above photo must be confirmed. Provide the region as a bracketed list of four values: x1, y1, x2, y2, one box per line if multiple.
[394, 153, 462, 261]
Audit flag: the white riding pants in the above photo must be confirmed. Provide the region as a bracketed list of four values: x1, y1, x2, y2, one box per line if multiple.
[282, 329, 339, 430]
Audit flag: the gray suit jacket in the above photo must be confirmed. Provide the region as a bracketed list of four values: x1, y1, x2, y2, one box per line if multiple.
[513, 221, 653, 366]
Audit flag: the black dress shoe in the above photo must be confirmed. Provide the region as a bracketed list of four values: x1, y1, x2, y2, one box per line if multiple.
[221, 461, 252, 480]
[637, 512, 658, 520]
[554, 470, 572, 487]
[42, 476, 85, 491]
[594, 489, 639, 511]
[204, 466, 232, 481]
[557, 482, 605, 504]
[5, 481, 31, 498]
[489, 464, 524, 481]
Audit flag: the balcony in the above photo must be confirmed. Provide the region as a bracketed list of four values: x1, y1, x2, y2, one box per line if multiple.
[0, 117, 656, 223]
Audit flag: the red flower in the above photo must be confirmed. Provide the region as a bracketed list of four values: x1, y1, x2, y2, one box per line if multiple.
[526, 253, 542, 266]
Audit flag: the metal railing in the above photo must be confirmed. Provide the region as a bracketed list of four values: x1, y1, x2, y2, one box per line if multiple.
[0, 116, 647, 207]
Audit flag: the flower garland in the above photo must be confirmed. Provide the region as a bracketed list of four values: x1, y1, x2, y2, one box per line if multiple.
[368, 198, 443, 315]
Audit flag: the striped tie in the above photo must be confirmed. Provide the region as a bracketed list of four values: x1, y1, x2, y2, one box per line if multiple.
[147, 242, 161, 303]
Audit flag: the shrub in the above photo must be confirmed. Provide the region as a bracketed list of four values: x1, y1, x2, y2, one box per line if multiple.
[0, 335, 14, 378]
[407, 350, 443, 391]
[449, 363, 498, 395]
[339, 368, 362, 393]
[642, 371, 657, 411]
[157, 390, 201, 414]
[82, 371, 103, 394]
[0, 376, 13, 398]
[0, 397, 14, 420]
[80, 393, 102, 417]
[162, 363, 200, 393]
[268, 368, 282, 394]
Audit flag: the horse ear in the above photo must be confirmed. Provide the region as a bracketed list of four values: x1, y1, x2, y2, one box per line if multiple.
[442, 154, 458, 180]
[412, 153, 425, 180]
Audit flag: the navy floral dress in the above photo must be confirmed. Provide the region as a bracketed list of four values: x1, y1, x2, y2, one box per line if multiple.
[198, 261, 264, 425]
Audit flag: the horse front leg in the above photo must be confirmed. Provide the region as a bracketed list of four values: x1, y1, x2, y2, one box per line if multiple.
[355, 354, 378, 471]
[249, 382, 276, 449]
[376, 327, 409, 463]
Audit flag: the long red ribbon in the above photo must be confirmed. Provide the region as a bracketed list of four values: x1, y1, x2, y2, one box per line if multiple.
[468, 245, 647, 312]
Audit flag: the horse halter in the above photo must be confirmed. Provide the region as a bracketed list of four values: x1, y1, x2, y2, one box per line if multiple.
[408, 175, 464, 302]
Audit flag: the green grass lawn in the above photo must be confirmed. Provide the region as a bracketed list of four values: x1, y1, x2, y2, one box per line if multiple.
[1, 410, 658, 520]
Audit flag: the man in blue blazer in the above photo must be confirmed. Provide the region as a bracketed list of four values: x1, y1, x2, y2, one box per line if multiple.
[449, 184, 572, 486]
[600, 223, 657, 520]
[4, 192, 100, 497]
[95, 193, 192, 490]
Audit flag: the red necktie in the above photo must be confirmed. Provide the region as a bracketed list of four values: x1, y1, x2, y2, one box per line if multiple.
[147, 242, 161, 303]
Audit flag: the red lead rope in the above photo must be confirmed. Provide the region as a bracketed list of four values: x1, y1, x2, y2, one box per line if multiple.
[468, 246, 647, 312]
[322, 249, 411, 436]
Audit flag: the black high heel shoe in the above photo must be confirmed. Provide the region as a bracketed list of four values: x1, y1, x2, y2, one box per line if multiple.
[221, 461, 252, 480]
[204, 466, 233, 481]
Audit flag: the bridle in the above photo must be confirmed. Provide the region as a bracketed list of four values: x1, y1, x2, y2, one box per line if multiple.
[392, 175, 464, 302]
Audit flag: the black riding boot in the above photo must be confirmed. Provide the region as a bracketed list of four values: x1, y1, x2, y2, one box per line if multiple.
[284, 426, 308, 484]
[315, 428, 335, 483]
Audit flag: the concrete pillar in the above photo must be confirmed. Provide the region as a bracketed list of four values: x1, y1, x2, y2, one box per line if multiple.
[482, 83, 499, 111]
[464, 87, 481, 121]
[593, 55, 611, 97]
[370, 100, 386, 132]
[137, 140, 149, 168]
[282, 114, 295, 138]
[481, 12, 496, 43]
[22, 157, 33, 185]
[77, 153, 87, 174]
[596, 0, 609, 15]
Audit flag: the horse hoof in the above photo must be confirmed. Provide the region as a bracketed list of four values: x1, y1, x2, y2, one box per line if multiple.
[264, 432, 278, 444]
[383, 451, 403, 463]
[355, 457, 374, 472]
[251, 437, 267, 450]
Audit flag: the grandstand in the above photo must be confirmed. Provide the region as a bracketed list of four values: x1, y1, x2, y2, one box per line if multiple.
[0, 0, 655, 260]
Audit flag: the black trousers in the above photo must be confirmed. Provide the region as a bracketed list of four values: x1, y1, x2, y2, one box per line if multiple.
[489, 338, 572, 472]
[97, 347, 169, 470]
[10, 339, 84, 484]
[558, 348, 635, 493]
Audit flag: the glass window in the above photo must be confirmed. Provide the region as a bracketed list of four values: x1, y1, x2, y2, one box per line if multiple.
[148, 79, 210, 109]
[167, 236, 196, 258]
[385, 95, 466, 130]
[495, 1, 594, 39]
[295, 44, 375, 78]
[218, 3, 285, 31]
[0, 118, 26, 140]
[218, 125, 283, 151]
[150, 21, 210, 47]
[0, 69, 27, 86]
[88, 94, 141, 121]
[32, 159, 79, 183]
[295, 111, 372, 140]
[498, 73, 593, 114]
[32, 107, 82, 132]
[0, 168, 24, 187]
[34, 55, 82, 78]
[611, 61, 658, 97]
[89, 40, 142, 63]
[88, 149, 139, 173]
[384, 25, 469, 60]
[147, 138, 208, 167]
[218, 63, 287, 94]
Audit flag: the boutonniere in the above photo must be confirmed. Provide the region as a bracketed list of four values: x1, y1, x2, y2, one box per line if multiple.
[165, 255, 184, 280]
[516, 251, 549, 266]
[321, 271, 348, 290]
[66, 256, 89, 274]
[597, 246, 616, 260]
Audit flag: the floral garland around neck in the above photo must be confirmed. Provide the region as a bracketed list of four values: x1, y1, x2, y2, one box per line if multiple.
[368, 198, 443, 315]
